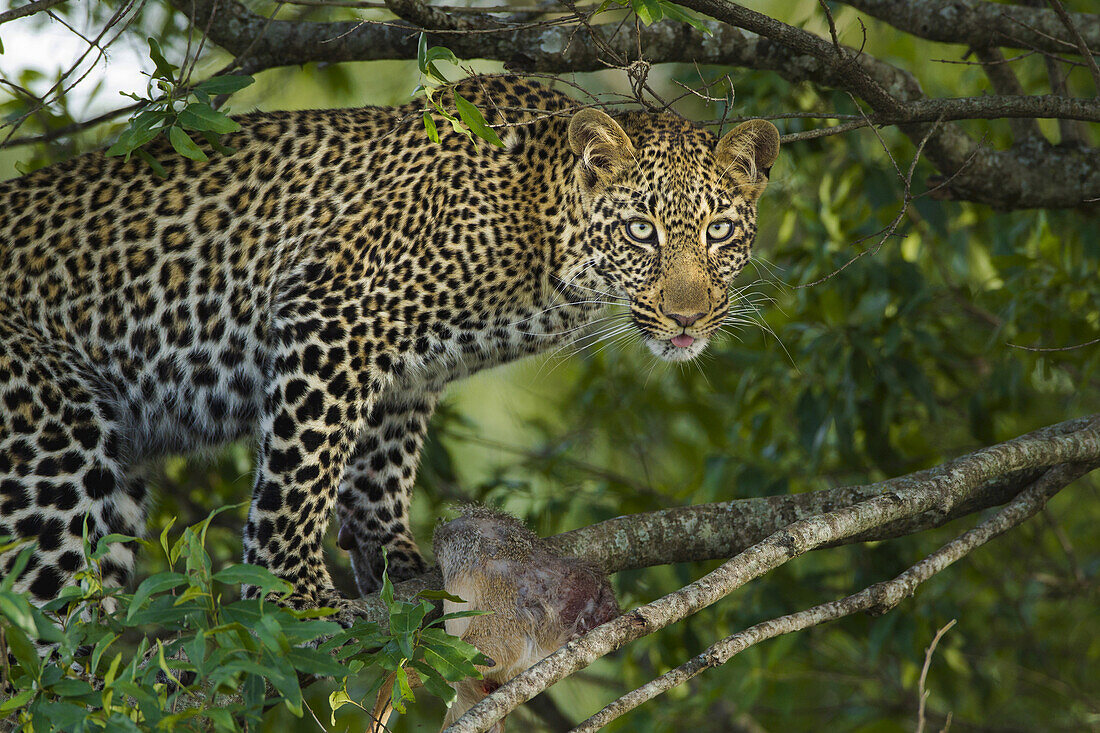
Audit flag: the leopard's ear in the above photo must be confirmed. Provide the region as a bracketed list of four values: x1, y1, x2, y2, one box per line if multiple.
[715, 119, 780, 200]
[568, 109, 635, 191]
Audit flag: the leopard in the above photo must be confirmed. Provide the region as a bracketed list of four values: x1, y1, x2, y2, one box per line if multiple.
[0, 75, 779, 620]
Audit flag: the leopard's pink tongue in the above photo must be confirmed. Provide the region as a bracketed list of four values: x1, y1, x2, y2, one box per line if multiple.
[671, 334, 695, 348]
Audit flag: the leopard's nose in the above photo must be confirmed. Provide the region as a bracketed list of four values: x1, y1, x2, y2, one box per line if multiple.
[664, 311, 705, 327]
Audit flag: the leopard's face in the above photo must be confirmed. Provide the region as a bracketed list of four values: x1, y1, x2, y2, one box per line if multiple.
[563, 110, 779, 362]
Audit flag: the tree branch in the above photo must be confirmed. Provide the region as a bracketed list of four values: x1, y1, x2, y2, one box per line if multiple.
[568, 461, 1092, 732]
[1046, 0, 1100, 91]
[673, 0, 1100, 210]
[837, 0, 1100, 57]
[0, 0, 69, 25]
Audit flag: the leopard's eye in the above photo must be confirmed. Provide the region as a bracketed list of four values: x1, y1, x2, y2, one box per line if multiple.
[625, 220, 657, 244]
[706, 220, 734, 244]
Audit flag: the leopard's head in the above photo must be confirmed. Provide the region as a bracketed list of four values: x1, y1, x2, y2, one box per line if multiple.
[561, 108, 779, 362]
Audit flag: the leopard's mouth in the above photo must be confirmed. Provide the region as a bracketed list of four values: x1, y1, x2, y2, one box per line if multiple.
[645, 332, 709, 362]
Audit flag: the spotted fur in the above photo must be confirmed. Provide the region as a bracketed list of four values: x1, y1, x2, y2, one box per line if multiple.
[0, 76, 779, 616]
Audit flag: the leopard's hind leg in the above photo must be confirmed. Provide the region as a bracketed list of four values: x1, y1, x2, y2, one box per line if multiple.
[0, 317, 146, 604]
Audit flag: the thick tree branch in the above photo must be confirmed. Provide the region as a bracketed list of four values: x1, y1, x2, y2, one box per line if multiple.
[670, 0, 1100, 209]
[0, 0, 69, 25]
[444, 415, 1100, 732]
[675, 0, 906, 114]
[570, 461, 1095, 732]
[837, 0, 1100, 58]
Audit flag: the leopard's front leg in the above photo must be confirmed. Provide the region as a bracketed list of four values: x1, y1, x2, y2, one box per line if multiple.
[336, 386, 441, 595]
[242, 289, 378, 624]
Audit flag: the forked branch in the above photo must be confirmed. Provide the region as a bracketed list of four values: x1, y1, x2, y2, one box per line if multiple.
[569, 462, 1093, 731]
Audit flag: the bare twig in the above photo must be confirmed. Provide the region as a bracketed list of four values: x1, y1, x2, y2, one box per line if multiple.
[916, 619, 957, 733]
[0, 0, 148, 145]
[1006, 336, 1100, 352]
[1046, 0, 1100, 91]
[795, 113, 946, 289]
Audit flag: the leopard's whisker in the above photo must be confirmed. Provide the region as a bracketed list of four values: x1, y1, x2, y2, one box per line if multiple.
[534, 315, 634, 377]
[507, 298, 618, 328]
[551, 275, 628, 304]
[563, 323, 637, 362]
[516, 310, 627, 338]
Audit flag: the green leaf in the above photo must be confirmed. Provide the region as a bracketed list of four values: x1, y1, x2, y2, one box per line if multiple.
[391, 666, 414, 714]
[417, 588, 468, 603]
[416, 34, 458, 83]
[421, 627, 492, 669]
[147, 37, 178, 82]
[454, 94, 503, 147]
[172, 585, 208, 606]
[49, 678, 95, 697]
[206, 708, 237, 731]
[183, 630, 206, 678]
[421, 646, 480, 683]
[136, 148, 168, 178]
[420, 630, 489, 682]
[424, 47, 460, 67]
[631, 0, 663, 23]
[0, 689, 33, 713]
[158, 517, 177, 565]
[434, 608, 491, 626]
[33, 701, 87, 728]
[111, 681, 162, 726]
[0, 535, 28, 554]
[90, 632, 119, 676]
[265, 657, 304, 716]
[329, 688, 357, 725]
[127, 572, 187, 621]
[4, 624, 40, 680]
[284, 647, 349, 677]
[423, 111, 440, 143]
[279, 617, 342, 645]
[410, 660, 458, 705]
[390, 599, 430, 640]
[91, 532, 137, 561]
[199, 130, 237, 156]
[656, 0, 711, 33]
[169, 125, 208, 162]
[214, 564, 293, 596]
[177, 102, 241, 134]
[193, 74, 255, 96]
[124, 594, 204, 625]
[102, 651, 123, 687]
[0, 544, 35, 591]
[417, 32, 428, 73]
[0, 588, 37, 636]
[256, 613, 290, 654]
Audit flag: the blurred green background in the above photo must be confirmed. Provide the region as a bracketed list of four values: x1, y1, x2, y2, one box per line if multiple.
[2, 1, 1098, 730]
